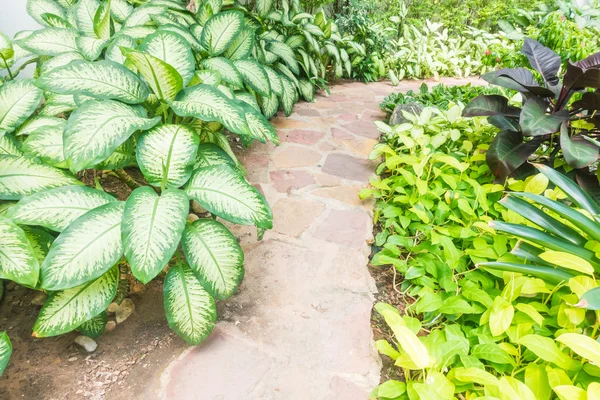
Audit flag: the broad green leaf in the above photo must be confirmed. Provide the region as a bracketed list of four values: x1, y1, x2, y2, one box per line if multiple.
[0, 80, 43, 134]
[234, 59, 271, 97]
[553, 386, 587, 400]
[40, 201, 125, 291]
[576, 286, 600, 310]
[560, 122, 599, 169]
[556, 333, 600, 365]
[64, 99, 160, 172]
[6, 186, 115, 232]
[16, 28, 79, 56]
[298, 79, 315, 102]
[255, 0, 273, 17]
[137, 124, 199, 188]
[471, 343, 516, 365]
[261, 93, 279, 119]
[454, 367, 499, 386]
[164, 263, 217, 345]
[105, 35, 136, 64]
[201, 57, 243, 88]
[27, 0, 67, 26]
[539, 251, 594, 275]
[40, 52, 85, 75]
[486, 130, 541, 181]
[263, 66, 283, 96]
[110, 0, 133, 22]
[186, 165, 272, 229]
[267, 41, 299, 75]
[124, 4, 166, 27]
[194, 70, 222, 86]
[123, 49, 183, 101]
[235, 92, 260, 112]
[279, 75, 297, 116]
[0, 332, 11, 376]
[122, 187, 188, 284]
[157, 24, 202, 52]
[0, 132, 21, 156]
[140, 30, 195, 86]
[223, 26, 254, 60]
[489, 296, 514, 336]
[194, 143, 235, 170]
[518, 335, 580, 370]
[36, 60, 150, 104]
[39, 93, 77, 117]
[77, 311, 108, 339]
[525, 363, 551, 400]
[520, 98, 567, 136]
[77, 36, 109, 61]
[0, 155, 81, 200]
[75, 0, 100, 37]
[196, 0, 223, 25]
[93, 0, 112, 40]
[33, 265, 118, 337]
[499, 376, 536, 400]
[182, 219, 244, 300]
[376, 380, 406, 398]
[240, 103, 279, 144]
[0, 216, 39, 288]
[15, 116, 65, 137]
[200, 11, 244, 56]
[22, 124, 67, 168]
[169, 84, 250, 137]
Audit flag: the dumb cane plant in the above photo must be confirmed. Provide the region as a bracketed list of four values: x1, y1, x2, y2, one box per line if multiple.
[463, 38, 600, 185]
[0, 0, 352, 373]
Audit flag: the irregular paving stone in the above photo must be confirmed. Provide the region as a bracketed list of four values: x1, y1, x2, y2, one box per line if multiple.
[270, 170, 315, 193]
[313, 209, 371, 249]
[321, 153, 373, 181]
[272, 198, 325, 237]
[281, 129, 325, 145]
[340, 138, 378, 157]
[342, 120, 381, 139]
[331, 127, 353, 139]
[273, 146, 322, 168]
[296, 108, 321, 117]
[314, 172, 342, 187]
[329, 376, 370, 400]
[311, 185, 363, 206]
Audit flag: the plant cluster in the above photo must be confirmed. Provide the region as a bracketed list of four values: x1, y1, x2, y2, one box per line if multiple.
[0, 0, 355, 374]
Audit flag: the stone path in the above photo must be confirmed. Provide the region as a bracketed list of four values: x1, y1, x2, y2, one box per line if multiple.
[154, 77, 481, 400]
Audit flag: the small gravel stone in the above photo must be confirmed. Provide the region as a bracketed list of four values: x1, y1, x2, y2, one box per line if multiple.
[191, 201, 206, 214]
[31, 292, 47, 306]
[107, 302, 118, 313]
[5, 281, 16, 291]
[187, 213, 199, 222]
[104, 321, 117, 334]
[130, 282, 146, 294]
[75, 336, 98, 353]
[116, 299, 135, 324]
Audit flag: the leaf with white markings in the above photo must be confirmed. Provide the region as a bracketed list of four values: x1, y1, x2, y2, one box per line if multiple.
[0, 216, 39, 288]
[77, 36, 110, 61]
[186, 165, 272, 229]
[22, 124, 67, 168]
[264, 66, 283, 96]
[267, 41, 299, 75]
[123, 49, 183, 101]
[16, 28, 79, 56]
[234, 59, 271, 97]
[182, 219, 244, 300]
[22, 227, 54, 263]
[77, 311, 108, 339]
[110, 0, 133, 22]
[0, 332, 11, 376]
[200, 11, 244, 56]
[194, 143, 236, 170]
[137, 124, 199, 189]
[0, 132, 22, 156]
[15, 116, 65, 137]
[0, 80, 43, 134]
[122, 187, 188, 284]
[75, 0, 101, 37]
[94, 0, 112, 40]
[238, 102, 279, 144]
[255, 0, 274, 17]
[40, 201, 125, 291]
[35, 60, 150, 104]
[140, 31, 195, 86]
[223, 26, 254, 60]
[6, 186, 116, 232]
[64, 99, 160, 172]
[0, 155, 81, 200]
[201, 57, 243, 88]
[164, 263, 217, 345]
[27, 0, 67, 26]
[33, 265, 118, 337]
[105, 35, 136, 65]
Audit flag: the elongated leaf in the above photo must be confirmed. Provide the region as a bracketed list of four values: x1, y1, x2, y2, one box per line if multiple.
[279, 75, 297, 116]
[40, 51, 85, 76]
[140, 30, 195, 86]
[124, 4, 167, 27]
[223, 26, 254, 60]
[0, 332, 11, 376]
[519, 334, 581, 370]
[483, 68, 555, 97]
[522, 38, 561, 85]
[0, 80, 43, 134]
[169, 84, 250, 137]
[201, 57, 243, 88]
[576, 287, 600, 310]
[123, 49, 183, 101]
[186, 165, 272, 229]
[234, 59, 271, 97]
[16, 28, 79, 56]
[255, 0, 273, 17]
[200, 11, 243, 56]
[33, 265, 118, 337]
[0, 155, 81, 200]
[240, 103, 279, 144]
[27, 0, 67, 26]
[194, 143, 235, 170]
[15, 116, 64, 137]
[556, 333, 600, 365]
[75, 0, 100, 37]
[6, 186, 115, 232]
[0, 132, 22, 156]
[77, 36, 109, 61]
[0, 216, 39, 287]
[77, 311, 108, 339]
[261, 93, 279, 119]
[560, 123, 599, 169]
[22, 124, 68, 168]
[122, 187, 188, 284]
[486, 130, 541, 180]
[111, 0, 133, 22]
[36, 60, 150, 104]
[478, 262, 576, 285]
[267, 41, 299, 75]
[463, 95, 521, 117]
[105, 35, 136, 65]
[164, 263, 217, 345]
[96, 138, 136, 170]
[520, 98, 567, 136]
[182, 219, 244, 300]
[64, 99, 160, 172]
[136, 124, 199, 189]
[40, 201, 125, 291]
[94, 0, 112, 40]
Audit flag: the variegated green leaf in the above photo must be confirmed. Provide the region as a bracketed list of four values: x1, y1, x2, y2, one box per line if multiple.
[94, 0, 112, 40]
[118, 25, 157, 39]
[40, 201, 124, 291]
[169, 84, 250, 137]
[200, 11, 244, 56]
[77, 311, 108, 339]
[263, 66, 283, 97]
[255, 0, 274, 17]
[136, 124, 199, 189]
[234, 59, 271, 97]
[27, 0, 67, 27]
[22, 124, 68, 168]
[186, 165, 272, 229]
[298, 79, 315, 102]
[164, 263, 216, 345]
[0, 80, 43, 134]
[123, 49, 183, 101]
[240, 103, 279, 144]
[111, 0, 133, 23]
[223, 26, 254, 60]
[198, 131, 239, 165]
[0, 332, 11, 376]
[124, 4, 167, 27]
[40, 51, 85, 75]
[0, 132, 22, 156]
[182, 219, 244, 300]
[200, 57, 243, 88]
[6, 185, 115, 232]
[77, 36, 109, 61]
[261, 93, 279, 119]
[140, 31, 195, 86]
[33, 265, 118, 337]
[75, 0, 100, 37]
[157, 24, 203, 52]
[38, 93, 77, 116]
[105, 35, 136, 64]
[235, 91, 260, 112]
[193, 70, 221, 86]
[42, 13, 74, 29]
[196, 0, 222, 25]
[15, 116, 65, 137]
[0, 155, 81, 201]
[122, 187, 188, 284]
[268, 41, 299, 75]
[0, 32, 13, 62]
[0, 216, 39, 288]
[16, 28, 79, 56]
[63, 99, 160, 172]
[96, 138, 137, 170]
[22, 227, 54, 263]
[35, 60, 150, 104]
[194, 143, 235, 170]
[285, 34, 305, 49]
[280, 75, 297, 116]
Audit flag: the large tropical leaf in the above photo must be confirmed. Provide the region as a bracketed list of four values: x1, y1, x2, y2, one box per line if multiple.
[194, 143, 236, 170]
[140, 30, 195, 86]
[196, 0, 223, 25]
[560, 123, 599, 169]
[94, 0, 112, 40]
[0, 80, 43, 134]
[35, 60, 150, 104]
[122, 187, 188, 284]
[223, 26, 255, 60]
[261, 93, 279, 119]
[0, 332, 11, 376]
[520, 98, 568, 136]
[267, 41, 299, 75]
[33, 265, 118, 337]
[105, 34, 136, 64]
[255, 0, 274, 17]
[279, 75, 297, 116]
[75, 0, 100, 37]
[77, 36, 109, 61]
[486, 131, 542, 181]
[40, 201, 125, 291]
[27, 0, 67, 26]
[123, 4, 167, 27]
[15, 116, 65, 137]
[16, 28, 79, 56]
[182, 219, 244, 300]
[0, 155, 81, 200]
[23, 227, 54, 264]
[63, 99, 160, 172]
[22, 123, 68, 168]
[96, 138, 136, 170]
[263, 66, 283, 96]
[200, 11, 244, 56]
[168, 84, 250, 137]
[136, 124, 199, 189]
[462, 95, 521, 118]
[111, 0, 133, 22]
[40, 51, 85, 75]
[123, 49, 183, 101]
[521, 38, 561, 86]
[239, 102, 279, 144]
[77, 311, 108, 339]
[483, 68, 555, 97]
[6, 186, 116, 232]
[0, 216, 39, 288]
[0, 132, 22, 156]
[201, 57, 243, 88]
[163, 263, 217, 345]
[233, 59, 271, 97]
[185, 165, 272, 229]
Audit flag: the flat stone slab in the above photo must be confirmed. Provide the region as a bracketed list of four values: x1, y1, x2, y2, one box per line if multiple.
[321, 153, 374, 181]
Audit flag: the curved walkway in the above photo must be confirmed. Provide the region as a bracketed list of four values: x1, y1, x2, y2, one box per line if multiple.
[156, 78, 480, 399]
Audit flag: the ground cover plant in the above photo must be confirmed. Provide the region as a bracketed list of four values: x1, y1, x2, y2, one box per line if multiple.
[0, 0, 357, 374]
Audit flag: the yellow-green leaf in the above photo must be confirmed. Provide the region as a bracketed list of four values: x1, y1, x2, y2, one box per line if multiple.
[539, 251, 594, 275]
[556, 333, 600, 365]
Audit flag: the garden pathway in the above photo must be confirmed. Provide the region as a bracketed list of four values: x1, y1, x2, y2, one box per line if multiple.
[152, 77, 480, 400]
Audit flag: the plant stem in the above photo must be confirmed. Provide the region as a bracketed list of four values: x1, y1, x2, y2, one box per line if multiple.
[115, 168, 141, 189]
[10, 58, 38, 79]
[1, 54, 13, 80]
